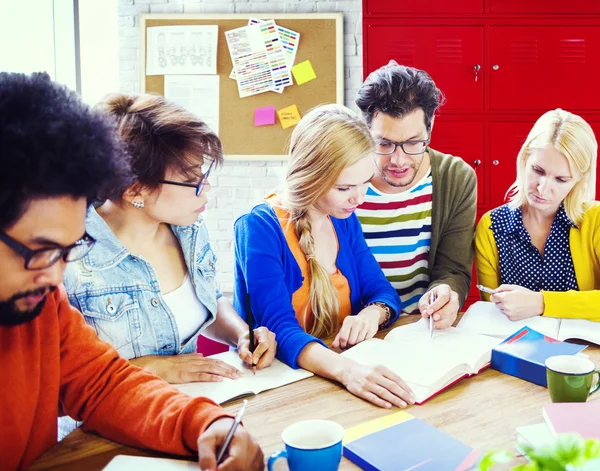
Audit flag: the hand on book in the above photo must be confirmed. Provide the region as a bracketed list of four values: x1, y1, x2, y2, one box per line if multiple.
[197, 417, 264, 471]
[332, 306, 380, 350]
[237, 326, 277, 369]
[489, 284, 545, 320]
[418, 284, 459, 329]
[341, 362, 416, 409]
[129, 353, 244, 384]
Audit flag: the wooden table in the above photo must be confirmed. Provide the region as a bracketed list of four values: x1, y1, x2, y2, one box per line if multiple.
[31, 316, 600, 470]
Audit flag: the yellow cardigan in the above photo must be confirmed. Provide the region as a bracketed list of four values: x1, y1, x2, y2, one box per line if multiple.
[475, 203, 600, 321]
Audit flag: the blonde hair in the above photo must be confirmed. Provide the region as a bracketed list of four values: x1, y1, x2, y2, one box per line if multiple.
[281, 104, 374, 338]
[507, 109, 597, 226]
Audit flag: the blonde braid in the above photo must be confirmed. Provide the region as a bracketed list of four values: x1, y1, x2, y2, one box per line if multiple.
[294, 214, 339, 338]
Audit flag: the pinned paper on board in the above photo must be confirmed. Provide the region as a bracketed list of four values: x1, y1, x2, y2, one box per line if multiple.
[164, 75, 220, 135]
[292, 60, 317, 86]
[146, 25, 218, 76]
[225, 19, 293, 98]
[254, 106, 276, 126]
[277, 105, 301, 129]
[228, 19, 300, 94]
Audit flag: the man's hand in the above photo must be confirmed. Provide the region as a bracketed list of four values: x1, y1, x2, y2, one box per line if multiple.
[418, 284, 459, 329]
[197, 418, 264, 471]
[490, 284, 544, 320]
[332, 305, 380, 350]
[130, 354, 243, 384]
[237, 327, 277, 369]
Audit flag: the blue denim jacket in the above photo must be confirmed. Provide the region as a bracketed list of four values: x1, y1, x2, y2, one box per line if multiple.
[63, 206, 220, 360]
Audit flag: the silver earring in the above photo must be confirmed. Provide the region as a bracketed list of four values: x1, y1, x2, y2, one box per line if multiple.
[132, 200, 144, 209]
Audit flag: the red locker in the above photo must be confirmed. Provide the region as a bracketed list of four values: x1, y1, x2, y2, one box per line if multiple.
[490, 26, 600, 111]
[430, 121, 485, 204]
[366, 0, 483, 15]
[490, 0, 600, 14]
[365, 25, 484, 110]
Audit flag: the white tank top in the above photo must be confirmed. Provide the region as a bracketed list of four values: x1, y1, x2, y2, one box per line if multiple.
[163, 274, 210, 344]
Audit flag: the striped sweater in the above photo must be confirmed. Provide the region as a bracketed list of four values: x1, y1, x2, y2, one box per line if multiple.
[357, 170, 433, 313]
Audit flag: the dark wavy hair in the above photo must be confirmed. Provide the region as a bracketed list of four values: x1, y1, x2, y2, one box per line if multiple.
[0, 72, 132, 229]
[96, 93, 223, 195]
[355, 60, 445, 131]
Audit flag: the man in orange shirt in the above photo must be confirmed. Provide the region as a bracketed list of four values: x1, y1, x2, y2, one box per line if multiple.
[0, 72, 263, 471]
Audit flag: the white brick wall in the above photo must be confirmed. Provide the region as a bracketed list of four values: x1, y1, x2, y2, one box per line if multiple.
[118, 0, 363, 294]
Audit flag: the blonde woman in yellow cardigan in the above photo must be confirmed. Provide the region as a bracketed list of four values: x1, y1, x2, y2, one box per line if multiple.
[475, 109, 600, 322]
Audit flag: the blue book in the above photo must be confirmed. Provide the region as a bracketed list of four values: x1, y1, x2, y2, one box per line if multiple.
[343, 412, 480, 471]
[491, 327, 587, 387]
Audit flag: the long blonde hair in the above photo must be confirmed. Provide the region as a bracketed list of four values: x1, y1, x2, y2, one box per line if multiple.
[281, 104, 374, 338]
[507, 109, 597, 226]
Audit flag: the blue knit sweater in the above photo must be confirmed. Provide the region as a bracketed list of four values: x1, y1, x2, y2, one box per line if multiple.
[233, 202, 401, 368]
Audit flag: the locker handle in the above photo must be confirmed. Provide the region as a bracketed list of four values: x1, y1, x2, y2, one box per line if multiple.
[474, 159, 481, 167]
[493, 160, 499, 165]
[493, 64, 499, 71]
[474, 64, 481, 82]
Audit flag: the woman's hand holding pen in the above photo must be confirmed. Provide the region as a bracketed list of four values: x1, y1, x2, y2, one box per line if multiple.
[490, 284, 544, 320]
[197, 416, 264, 471]
[418, 284, 459, 329]
[237, 327, 277, 370]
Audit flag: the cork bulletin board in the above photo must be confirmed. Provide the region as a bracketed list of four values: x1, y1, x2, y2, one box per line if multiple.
[139, 13, 344, 160]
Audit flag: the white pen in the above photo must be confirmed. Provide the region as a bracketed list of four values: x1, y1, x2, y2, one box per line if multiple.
[216, 399, 248, 464]
[429, 291, 436, 340]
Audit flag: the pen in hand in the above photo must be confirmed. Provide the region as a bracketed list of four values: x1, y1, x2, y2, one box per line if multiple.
[246, 293, 256, 375]
[429, 291, 436, 340]
[216, 399, 248, 465]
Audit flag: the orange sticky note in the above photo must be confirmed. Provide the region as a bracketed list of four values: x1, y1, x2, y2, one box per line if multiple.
[277, 105, 301, 130]
[292, 60, 317, 86]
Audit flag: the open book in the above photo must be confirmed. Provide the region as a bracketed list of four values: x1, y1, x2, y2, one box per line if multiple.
[458, 301, 600, 345]
[174, 350, 313, 404]
[340, 318, 501, 404]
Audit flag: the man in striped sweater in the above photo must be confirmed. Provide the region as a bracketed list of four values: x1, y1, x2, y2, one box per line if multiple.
[355, 61, 476, 328]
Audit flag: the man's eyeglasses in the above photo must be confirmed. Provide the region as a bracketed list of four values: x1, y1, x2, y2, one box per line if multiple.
[159, 160, 215, 197]
[375, 136, 431, 156]
[0, 230, 96, 270]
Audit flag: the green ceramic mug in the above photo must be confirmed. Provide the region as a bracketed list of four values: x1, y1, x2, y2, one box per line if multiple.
[545, 355, 600, 403]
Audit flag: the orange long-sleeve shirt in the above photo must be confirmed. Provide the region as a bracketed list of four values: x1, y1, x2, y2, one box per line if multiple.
[0, 285, 231, 471]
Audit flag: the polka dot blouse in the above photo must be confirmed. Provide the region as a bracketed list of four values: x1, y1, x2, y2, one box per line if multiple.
[490, 204, 579, 292]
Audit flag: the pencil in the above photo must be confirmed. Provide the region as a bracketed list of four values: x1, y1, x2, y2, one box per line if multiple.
[246, 293, 256, 374]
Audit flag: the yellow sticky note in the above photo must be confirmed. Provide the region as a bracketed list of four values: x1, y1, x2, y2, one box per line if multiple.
[277, 105, 301, 130]
[292, 60, 317, 86]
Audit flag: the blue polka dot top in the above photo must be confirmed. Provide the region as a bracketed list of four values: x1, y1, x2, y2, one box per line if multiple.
[490, 204, 578, 292]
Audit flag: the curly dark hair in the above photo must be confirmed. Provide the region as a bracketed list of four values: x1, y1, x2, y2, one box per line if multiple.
[355, 60, 446, 131]
[0, 72, 132, 229]
[96, 92, 223, 194]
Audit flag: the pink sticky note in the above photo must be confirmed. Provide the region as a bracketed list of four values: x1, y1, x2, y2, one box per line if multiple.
[254, 106, 276, 126]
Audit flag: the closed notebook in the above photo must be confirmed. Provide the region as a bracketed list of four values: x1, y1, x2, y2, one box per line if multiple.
[174, 350, 313, 404]
[543, 402, 600, 439]
[458, 301, 600, 346]
[343, 411, 480, 471]
[515, 422, 555, 449]
[341, 318, 501, 403]
[491, 327, 586, 387]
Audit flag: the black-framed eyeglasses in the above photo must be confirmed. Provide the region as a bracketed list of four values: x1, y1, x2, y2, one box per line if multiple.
[159, 160, 215, 197]
[375, 136, 431, 156]
[0, 230, 96, 270]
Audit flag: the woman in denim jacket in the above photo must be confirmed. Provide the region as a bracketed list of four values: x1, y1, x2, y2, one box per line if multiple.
[63, 93, 276, 384]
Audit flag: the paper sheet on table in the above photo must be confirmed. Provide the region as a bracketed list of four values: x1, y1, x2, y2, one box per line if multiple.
[103, 456, 197, 471]
[225, 20, 292, 98]
[164, 75, 220, 135]
[146, 25, 218, 75]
